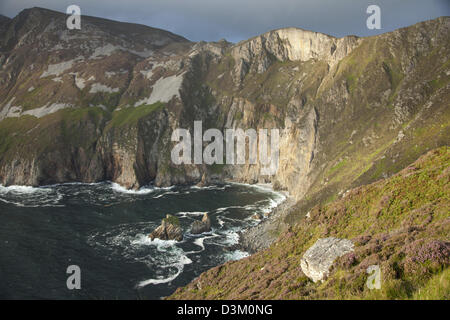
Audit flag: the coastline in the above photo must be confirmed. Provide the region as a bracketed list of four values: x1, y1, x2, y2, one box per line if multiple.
[236, 191, 296, 254]
[1, 181, 296, 254]
[1, 179, 296, 255]
[1, 180, 290, 298]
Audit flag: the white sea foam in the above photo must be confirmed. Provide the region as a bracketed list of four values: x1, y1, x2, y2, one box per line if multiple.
[0, 185, 51, 194]
[131, 235, 182, 252]
[88, 224, 192, 288]
[224, 250, 250, 261]
[189, 184, 230, 191]
[193, 237, 206, 251]
[134, 236, 193, 288]
[110, 183, 158, 195]
[137, 268, 181, 286]
[185, 234, 219, 255]
[136, 254, 192, 287]
[220, 229, 240, 246]
[152, 190, 180, 199]
[230, 182, 286, 215]
[217, 217, 225, 227]
[0, 184, 62, 207]
[175, 211, 205, 218]
[213, 206, 243, 213]
[67, 181, 287, 291]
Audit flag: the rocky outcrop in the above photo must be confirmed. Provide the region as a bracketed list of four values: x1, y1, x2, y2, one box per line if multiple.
[149, 215, 183, 241]
[300, 237, 354, 283]
[196, 173, 208, 188]
[230, 28, 360, 83]
[0, 8, 448, 211]
[251, 213, 263, 220]
[170, 148, 450, 299]
[0, 15, 10, 40]
[190, 213, 212, 234]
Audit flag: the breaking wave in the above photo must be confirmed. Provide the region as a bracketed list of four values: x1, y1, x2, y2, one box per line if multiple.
[2, 180, 286, 291]
[0, 184, 63, 207]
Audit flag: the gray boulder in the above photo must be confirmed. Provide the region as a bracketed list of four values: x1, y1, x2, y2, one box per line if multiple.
[190, 213, 212, 234]
[300, 237, 354, 282]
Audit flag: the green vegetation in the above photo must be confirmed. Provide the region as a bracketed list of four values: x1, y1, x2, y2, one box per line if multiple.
[169, 147, 449, 300]
[106, 102, 165, 128]
[209, 163, 225, 174]
[327, 159, 348, 177]
[164, 215, 180, 227]
[412, 268, 449, 300]
[0, 16, 448, 300]
[234, 111, 243, 121]
[0, 107, 107, 161]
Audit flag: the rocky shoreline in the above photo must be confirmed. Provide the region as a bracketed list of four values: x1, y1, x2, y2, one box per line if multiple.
[236, 194, 296, 254]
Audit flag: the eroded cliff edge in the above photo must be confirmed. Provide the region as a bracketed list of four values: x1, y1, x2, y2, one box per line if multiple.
[0, 8, 449, 208]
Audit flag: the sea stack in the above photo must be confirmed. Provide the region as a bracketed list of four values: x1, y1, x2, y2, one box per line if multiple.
[149, 214, 183, 241]
[190, 213, 212, 234]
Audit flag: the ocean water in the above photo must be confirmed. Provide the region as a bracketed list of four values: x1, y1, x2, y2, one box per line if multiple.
[0, 182, 285, 299]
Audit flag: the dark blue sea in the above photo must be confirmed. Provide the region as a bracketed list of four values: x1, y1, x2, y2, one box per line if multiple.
[0, 182, 285, 299]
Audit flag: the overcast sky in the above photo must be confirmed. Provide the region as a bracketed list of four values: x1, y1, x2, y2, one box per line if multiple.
[1, 0, 449, 42]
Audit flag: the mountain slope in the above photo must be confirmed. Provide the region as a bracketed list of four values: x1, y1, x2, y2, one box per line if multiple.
[0, 7, 193, 188]
[169, 147, 449, 299]
[0, 7, 448, 300]
[0, 9, 448, 208]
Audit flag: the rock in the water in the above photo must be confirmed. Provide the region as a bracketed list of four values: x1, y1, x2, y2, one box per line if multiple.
[251, 213, 263, 220]
[300, 237, 354, 283]
[196, 173, 208, 187]
[149, 214, 183, 241]
[190, 213, 212, 234]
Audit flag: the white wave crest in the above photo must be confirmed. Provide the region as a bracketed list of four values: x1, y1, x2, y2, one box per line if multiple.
[224, 250, 249, 261]
[110, 183, 159, 195]
[0, 185, 52, 194]
[136, 255, 192, 287]
[0, 184, 62, 207]
[175, 211, 205, 217]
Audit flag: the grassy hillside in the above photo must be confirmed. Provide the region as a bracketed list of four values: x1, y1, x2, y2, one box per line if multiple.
[169, 147, 449, 299]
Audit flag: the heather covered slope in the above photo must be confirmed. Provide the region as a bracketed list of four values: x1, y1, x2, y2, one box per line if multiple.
[0, 7, 448, 301]
[169, 147, 449, 299]
[0, 11, 449, 282]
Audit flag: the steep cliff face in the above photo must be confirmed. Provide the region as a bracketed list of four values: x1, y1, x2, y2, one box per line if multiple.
[0, 8, 449, 208]
[230, 27, 359, 82]
[170, 147, 450, 299]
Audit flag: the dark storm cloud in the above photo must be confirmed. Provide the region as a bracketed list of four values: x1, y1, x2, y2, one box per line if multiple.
[1, 0, 449, 42]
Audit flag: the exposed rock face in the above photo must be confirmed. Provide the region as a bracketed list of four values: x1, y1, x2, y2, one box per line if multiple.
[0, 8, 448, 210]
[190, 213, 212, 234]
[300, 237, 354, 282]
[149, 215, 183, 241]
[169, 148, 450, 299]
[196, 173, 208, 187]
[0, 15, 11, 36]
[231, 28, 360, 81]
